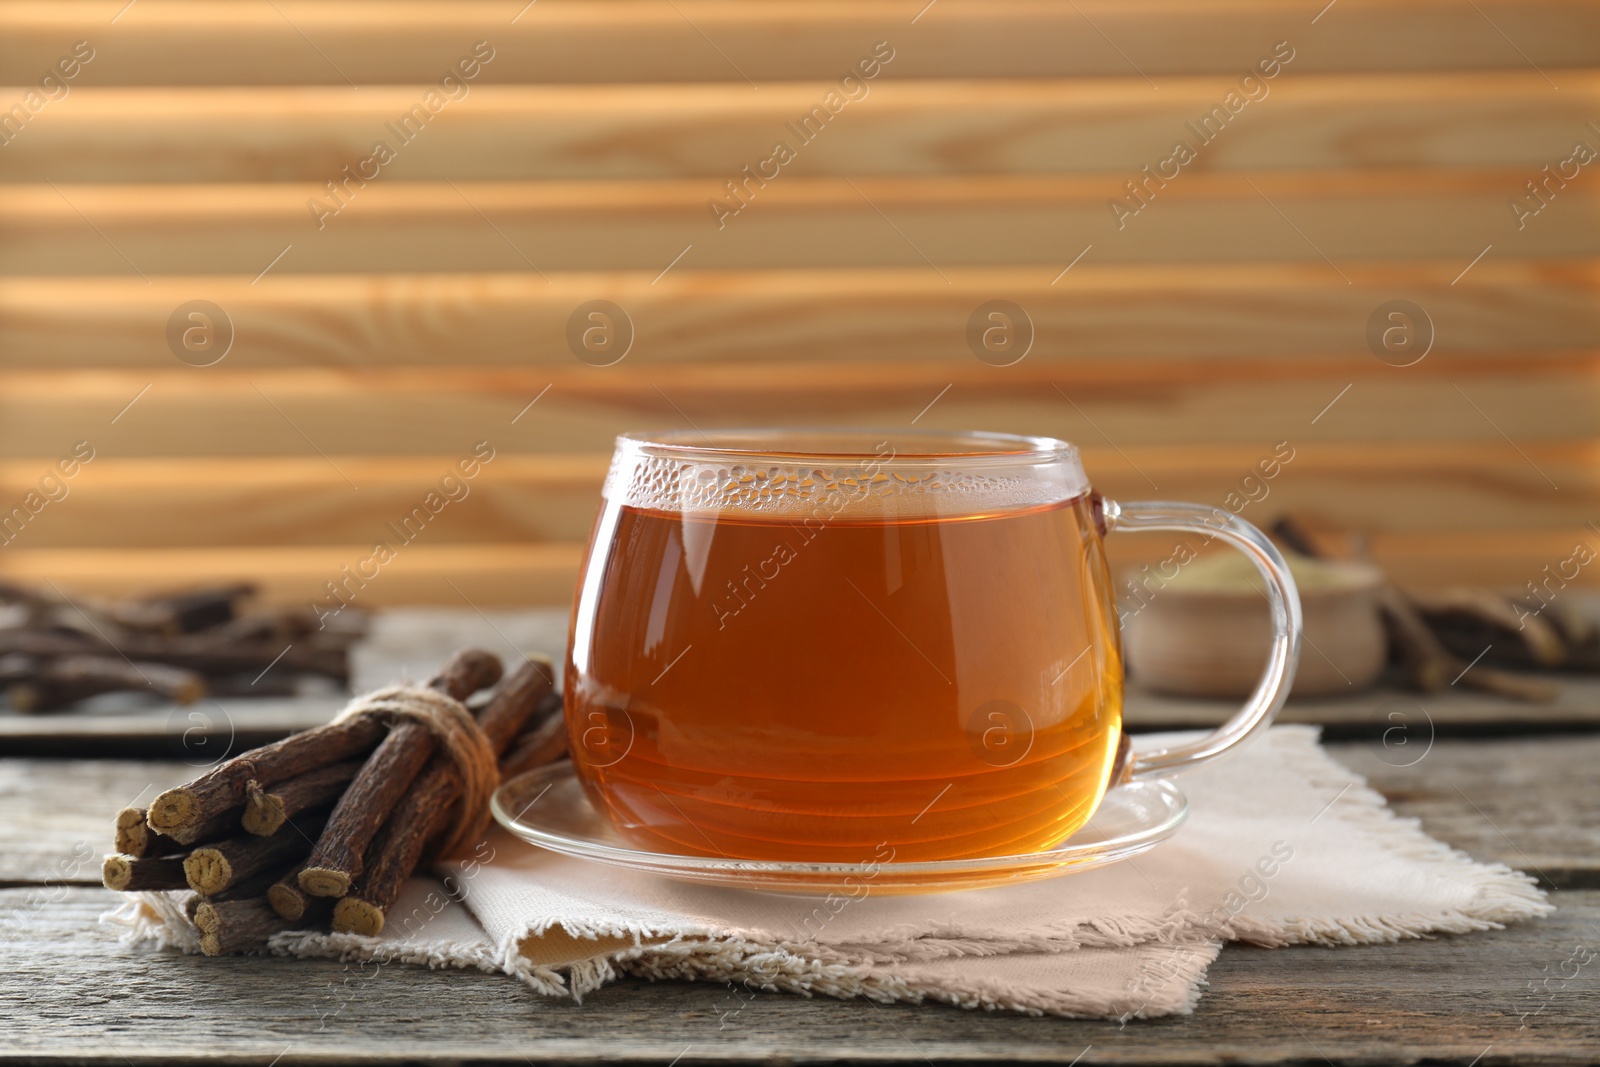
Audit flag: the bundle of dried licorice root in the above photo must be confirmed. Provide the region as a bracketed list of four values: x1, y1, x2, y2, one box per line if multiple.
[0, 579, 365, 712]
[1274, 515, 1598, 702]
[102, 649, 567, 955]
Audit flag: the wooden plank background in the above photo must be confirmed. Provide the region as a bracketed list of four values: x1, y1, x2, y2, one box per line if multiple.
[6, 1, 1600, 83]
[1, 0, 1597, 606]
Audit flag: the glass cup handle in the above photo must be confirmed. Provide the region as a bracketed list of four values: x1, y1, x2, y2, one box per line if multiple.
[1101, 497, 1303, 780]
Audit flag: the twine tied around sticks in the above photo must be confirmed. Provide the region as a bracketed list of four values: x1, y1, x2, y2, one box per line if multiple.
[332, 684, 499, 859]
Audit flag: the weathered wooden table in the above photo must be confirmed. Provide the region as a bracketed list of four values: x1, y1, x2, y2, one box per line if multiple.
[5, 659, 1597, 1064]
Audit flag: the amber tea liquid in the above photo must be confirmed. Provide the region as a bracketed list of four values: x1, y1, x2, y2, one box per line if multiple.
[565, 492, 1123, 863]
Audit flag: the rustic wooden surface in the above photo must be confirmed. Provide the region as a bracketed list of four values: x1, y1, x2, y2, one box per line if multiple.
[1331, 738, 1600, 890]
[4, 592, 1595, 1064]
[0, 886, 1592, 1065]
[2, 735, 1595, 1064]
[8, 734, 1598, 887]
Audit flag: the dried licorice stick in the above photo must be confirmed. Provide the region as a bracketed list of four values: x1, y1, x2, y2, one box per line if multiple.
[148, 649, 498, 844]
[241, 761, 362, 837]
[196, 896, 334, 957]
[332, 657, 554, 935]
[296, 651, 503, 897]
[183, 809, 330, 896]
[102, 853, 190, 892]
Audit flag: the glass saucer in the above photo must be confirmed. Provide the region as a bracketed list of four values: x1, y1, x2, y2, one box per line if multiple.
[490, 763, 1188, 896]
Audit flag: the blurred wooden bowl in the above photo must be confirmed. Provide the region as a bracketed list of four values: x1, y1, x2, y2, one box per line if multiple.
[1122, 554, 1386, 699]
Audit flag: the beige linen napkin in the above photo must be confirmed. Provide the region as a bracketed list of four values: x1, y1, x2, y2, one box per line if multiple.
[109, 725, 1550, 1020]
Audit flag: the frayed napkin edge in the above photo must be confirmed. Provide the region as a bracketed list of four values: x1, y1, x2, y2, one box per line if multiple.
[1204, 725, 1553, 949]
[503, 927, 1223, 1020]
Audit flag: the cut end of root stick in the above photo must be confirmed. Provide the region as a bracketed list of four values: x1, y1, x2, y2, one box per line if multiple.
[101, 855, 133, 891]
[147, 788, 198, 839]
[241, 782, 286, 836]
[183, 849, 232, 896]
[113, 808, 149, 855]
[266, 881, 307, 921]
[193, 901, 222, 937]
[298, 866, 352, 898]
[332, 896, 384, 936]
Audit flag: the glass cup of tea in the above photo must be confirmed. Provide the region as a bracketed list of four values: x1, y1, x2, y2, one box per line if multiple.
[565, 429, 1301, 864]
